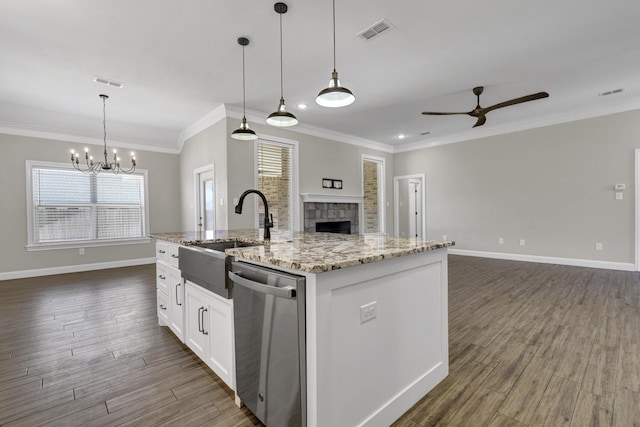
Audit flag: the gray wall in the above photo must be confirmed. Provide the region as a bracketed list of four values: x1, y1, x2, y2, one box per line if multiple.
[394, 109, 640, 263]
[179, 118, 228, 231]
[225, 118, 394, 233]
[0, 133, 181, 275]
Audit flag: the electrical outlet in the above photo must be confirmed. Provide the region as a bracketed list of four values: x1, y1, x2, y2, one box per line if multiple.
[220, 198, 224, 206]
[360, 301, 377, 324]
[442, 235, 447, 241]
[79, 248, 85, 255]
[498, 237, 504, 245]
[519, 239, 526, 246]
[595, 242, 603, 251]
[616, 192, 623, 200]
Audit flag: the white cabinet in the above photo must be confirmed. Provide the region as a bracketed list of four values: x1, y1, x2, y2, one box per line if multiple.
[185, 281, 235, 390]
[156, 241, 185, 342]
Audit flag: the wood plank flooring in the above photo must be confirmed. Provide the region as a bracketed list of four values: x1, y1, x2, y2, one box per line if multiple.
[0, 256, 639, 426]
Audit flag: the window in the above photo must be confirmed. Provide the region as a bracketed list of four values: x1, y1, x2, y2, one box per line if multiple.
[362, 154, 386, 234]
[255, 138, 299, 233]
[26, 161, 149, 249]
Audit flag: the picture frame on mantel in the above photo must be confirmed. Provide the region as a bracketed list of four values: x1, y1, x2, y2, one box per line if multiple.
[322, 178, 343, 189]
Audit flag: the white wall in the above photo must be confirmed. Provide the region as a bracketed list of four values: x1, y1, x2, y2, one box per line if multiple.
[394, 109, 640, 265]
[0, 133, 181, 276]
[179, 118, 228, 231]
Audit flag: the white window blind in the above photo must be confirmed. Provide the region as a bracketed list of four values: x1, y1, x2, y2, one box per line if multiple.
[30, 164, 146, 245]
[257, 141, 293, 231]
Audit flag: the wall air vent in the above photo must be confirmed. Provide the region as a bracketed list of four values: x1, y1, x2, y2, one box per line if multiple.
[357, 19, 393, 40]
[93, 76, 124, 88]
[598, 88, 625, 97]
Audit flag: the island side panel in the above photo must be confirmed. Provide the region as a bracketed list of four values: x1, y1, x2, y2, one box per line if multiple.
[307, 249, 449, 427]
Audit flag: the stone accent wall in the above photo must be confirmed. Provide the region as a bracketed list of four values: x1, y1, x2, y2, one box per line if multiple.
[303, 202, 359, 234]
[363, 161, 379, 233]
[259, 175, 290, 230]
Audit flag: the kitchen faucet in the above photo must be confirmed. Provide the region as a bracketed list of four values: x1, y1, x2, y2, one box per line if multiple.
[234, 189, 273, 240]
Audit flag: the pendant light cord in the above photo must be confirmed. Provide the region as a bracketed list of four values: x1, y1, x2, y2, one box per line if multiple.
[102, 96, 108, 157]
[279, 12, 284, 98]
[242, 44, 247, 117]
[332, 0, 336, 72]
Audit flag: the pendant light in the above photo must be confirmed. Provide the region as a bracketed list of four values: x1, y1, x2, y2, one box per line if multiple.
[70, 94, 137, 174]
[316, 0, 355, 108]
[266, 3, 298, 127]
[231, 37, 258, 140]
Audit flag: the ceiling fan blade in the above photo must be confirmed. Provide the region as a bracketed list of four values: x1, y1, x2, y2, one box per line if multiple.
[483, 92, 549, 114]
[422, 111, 471, 116]
[473, 115, 487, 128]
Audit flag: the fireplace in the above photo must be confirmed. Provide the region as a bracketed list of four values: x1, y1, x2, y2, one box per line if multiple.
[316, 220, 351, 234]
[301, 193, 364, 234]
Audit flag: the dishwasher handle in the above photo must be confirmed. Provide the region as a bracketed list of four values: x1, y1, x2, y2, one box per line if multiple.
[228, 271, 296, 299]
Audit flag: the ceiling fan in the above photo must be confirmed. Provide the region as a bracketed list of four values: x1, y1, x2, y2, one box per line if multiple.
[422, 86, 549, 128]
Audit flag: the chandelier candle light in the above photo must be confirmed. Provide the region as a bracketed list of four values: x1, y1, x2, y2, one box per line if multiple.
[70, 94, 136, 174]
[266, 2, 298, 127]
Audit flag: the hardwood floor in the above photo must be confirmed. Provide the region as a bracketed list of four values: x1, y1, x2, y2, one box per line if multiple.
[1, 256, 639, 426]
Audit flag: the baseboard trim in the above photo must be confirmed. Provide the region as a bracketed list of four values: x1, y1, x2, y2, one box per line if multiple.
[448, 249, 636, 272]
[0, 257, 156, 281]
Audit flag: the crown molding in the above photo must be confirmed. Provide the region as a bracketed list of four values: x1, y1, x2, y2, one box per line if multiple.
[177, 103, 227, 151]
[394, 99, 640, 153]
[223, 104, 395, 153]
[0, 122, 180, 154]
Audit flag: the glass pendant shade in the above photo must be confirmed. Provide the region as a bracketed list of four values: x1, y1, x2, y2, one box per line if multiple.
[266, 97, 298, 127]
[316, 70, 355, 107]
[231, 116, 258, 140]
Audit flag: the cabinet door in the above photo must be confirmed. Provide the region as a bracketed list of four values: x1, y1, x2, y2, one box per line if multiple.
[169, 268, 185, 342]
[184, 282, 208, 362]
[205, 294, 235, 389]
[157, 290, 170, 326]
[156, 241, 169, 262]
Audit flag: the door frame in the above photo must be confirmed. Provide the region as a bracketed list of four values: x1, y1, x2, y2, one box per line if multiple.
[635, 149, 640, 271]
[194, 164, 215, 233]
[393, 173, 426, 238]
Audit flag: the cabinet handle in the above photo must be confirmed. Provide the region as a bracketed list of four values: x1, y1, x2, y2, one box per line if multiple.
[159, 304, 167, 310]
[197, 307, 203, 333]
[176, 283, 182, 306]
[171, 254, 179, 259]
[201, 308, 208, 335]
[158, 250, 166, 254]
[158, 274, 166, 280]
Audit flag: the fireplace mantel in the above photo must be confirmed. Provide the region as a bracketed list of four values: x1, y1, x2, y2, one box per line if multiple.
[300, 193, 364, 204]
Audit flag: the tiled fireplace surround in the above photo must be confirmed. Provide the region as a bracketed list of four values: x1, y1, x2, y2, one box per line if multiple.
[303, 202, 359, 234]
[301, 194, 365, 234]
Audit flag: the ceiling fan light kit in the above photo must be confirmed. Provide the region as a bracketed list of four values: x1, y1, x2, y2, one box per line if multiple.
[231, 37, 258, 141]
[422, 86, 549, 128]
[316, 0, 355, 108]
[267, 2, 298, 127]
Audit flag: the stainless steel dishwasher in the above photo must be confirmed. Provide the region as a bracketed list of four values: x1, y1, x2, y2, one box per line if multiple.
[228, 261, 306, 427]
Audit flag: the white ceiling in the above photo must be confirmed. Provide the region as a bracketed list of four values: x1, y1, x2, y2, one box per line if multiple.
[2, 0, 640, 153]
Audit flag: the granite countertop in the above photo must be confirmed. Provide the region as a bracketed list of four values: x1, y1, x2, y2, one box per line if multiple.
[152, 230, 454, 274]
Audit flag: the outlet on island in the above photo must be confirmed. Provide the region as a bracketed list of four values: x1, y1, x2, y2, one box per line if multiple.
[360, 301, 377, 324]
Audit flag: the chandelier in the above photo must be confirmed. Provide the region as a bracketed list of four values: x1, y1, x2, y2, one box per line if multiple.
[70, 94, 137, 174]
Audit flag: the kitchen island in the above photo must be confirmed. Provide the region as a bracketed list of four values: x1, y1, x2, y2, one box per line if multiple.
[153, 230, 453, 427]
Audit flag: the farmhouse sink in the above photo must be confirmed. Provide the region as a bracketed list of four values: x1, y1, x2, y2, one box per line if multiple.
[179, 241, 262, 299]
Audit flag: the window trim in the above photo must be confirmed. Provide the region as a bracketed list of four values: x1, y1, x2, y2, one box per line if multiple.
[253, 135, 300, 232]
[25, 160, 150, 251]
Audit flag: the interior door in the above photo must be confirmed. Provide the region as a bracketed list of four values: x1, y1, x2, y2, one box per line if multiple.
[408, 178, 423, 239]
[197, 170, 215, 233]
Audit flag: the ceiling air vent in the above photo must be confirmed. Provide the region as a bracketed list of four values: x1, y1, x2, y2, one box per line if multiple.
[357, 19, 393, 40]
[93, 76, 124, 88]
[598, 88, 624, 97]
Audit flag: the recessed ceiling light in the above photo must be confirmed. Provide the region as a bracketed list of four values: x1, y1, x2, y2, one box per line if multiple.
[297, 103, 308, 109]
[398, 134, 405, 139]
